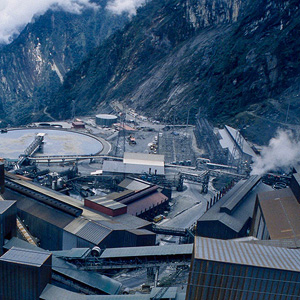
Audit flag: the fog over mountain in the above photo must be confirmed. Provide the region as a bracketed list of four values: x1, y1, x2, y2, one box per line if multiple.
[0, 0, 97, 44]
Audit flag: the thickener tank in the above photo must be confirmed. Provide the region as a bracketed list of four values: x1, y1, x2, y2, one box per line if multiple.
[96, 114, 118, 126]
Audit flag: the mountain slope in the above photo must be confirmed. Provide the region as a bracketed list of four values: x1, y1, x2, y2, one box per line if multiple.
[0, 0, 127, 125]
[49, 0, 300, 138]
[50, 0, 244, 119]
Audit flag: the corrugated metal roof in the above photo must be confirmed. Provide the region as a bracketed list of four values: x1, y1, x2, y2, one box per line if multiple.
[257, 187, 300, 240]
[101, 244, 193, 259]
[225, 125, 256, 158]
[93, 198, 127, 210]
[52, 248, 90, 259]
[118, 177, 151, 191]
[220, 175, 260, 214]
[40, 284, 149, 300]
[195, 237, 300, 272]
[52, 257, 122, 295]
[76, 221, 112, 244]
[244, 238, 300, 249]
[198, 180, 272, 233]
[0, 200, 15, 213]
[150, 287, 178, 298]
[0, 246, 51, 267]
[63, 217, 89, 234]
[13, 193, 75, 228]
[113, 213, 151, 229]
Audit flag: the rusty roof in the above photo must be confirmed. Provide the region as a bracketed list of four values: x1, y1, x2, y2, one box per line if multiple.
[257, 188, 300, 240]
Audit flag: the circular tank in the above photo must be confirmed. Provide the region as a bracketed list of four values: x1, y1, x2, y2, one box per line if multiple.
[0, 128, 104, 159]
[95, 114, 118, 127]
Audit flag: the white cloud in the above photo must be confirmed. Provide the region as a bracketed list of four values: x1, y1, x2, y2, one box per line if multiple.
[0, 0, 98, 44]
[106, 0, 146, 16]
[251, 130, 300, 175]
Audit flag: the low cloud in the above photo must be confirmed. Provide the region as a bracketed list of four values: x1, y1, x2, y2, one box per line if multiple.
[0, 0, 97, 44]
[106, 0, 147, 16]
[251, 130, 300, 175]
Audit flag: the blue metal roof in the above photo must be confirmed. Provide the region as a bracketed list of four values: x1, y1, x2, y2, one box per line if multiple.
[76, 221, 112, 245]
[0, 246, 51, 267]
[0, 200, 16, 214]
[196, 237, 300, 272]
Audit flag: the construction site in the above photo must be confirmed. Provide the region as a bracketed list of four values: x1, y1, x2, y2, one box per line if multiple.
[0, 107, 299, 299]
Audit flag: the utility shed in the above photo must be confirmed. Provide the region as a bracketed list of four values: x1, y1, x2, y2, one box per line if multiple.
[251, 187, 300, 240]
[0, 200, 17, 254]
[0, 247, 52, 300]
[186, 237, 300, 300]
[197, 176, 270, 239]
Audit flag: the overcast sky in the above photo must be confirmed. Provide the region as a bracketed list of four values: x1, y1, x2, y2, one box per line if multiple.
[0, 0, 146, 44]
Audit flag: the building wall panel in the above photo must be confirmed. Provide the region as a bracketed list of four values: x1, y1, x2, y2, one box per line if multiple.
[186, 259, 300, 300]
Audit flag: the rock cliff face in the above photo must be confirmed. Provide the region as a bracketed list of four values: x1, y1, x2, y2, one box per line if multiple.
[0, 0, 127, 125]
[49, 0, 246, 118]
[48, 0, 300, 137]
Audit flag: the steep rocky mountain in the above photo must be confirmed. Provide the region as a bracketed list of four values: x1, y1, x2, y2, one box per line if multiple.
[48, 0, 300, 143]
[0, 0, 128, 125]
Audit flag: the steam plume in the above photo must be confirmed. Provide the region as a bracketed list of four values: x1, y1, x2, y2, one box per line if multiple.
[251, 130, 300, 175]
[0, 0, 97, 44]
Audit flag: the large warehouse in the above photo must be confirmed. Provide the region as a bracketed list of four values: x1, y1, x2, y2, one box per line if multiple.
[251, 173, 300, 240]
[186, 237, 300, 299]
[197, 176, 272, 239]
[2, 174, 156, 251]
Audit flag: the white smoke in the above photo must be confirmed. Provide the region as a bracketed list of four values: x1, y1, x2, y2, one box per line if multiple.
[0, 0, 98, 44]
[251, 130, 300, 175]
[106, 0, 146, 16]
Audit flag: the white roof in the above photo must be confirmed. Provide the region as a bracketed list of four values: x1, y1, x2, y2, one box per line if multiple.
[225, 125, 256, 158]
[123, 152, 164, 167]
[218, 126, 256, 159]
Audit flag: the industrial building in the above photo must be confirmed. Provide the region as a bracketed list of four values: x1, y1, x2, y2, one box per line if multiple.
[85, 177, 169, 220]
[2, 237, 190, 299]
[194, 117, 228, 164]
[217, 125, 256, 165]
[103, 152, 165, 176]
[0, 200, 17, 255]
[3, 237, 123, 297]
[251, 173, 300, 240]
[197, 176, 272, 239]
[72, 120, 85, 129]
[0, 247, 52, 300]
[96, 114, 118, 127]
[2, 174, 156, 251]
[186, 237, 300, 299]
